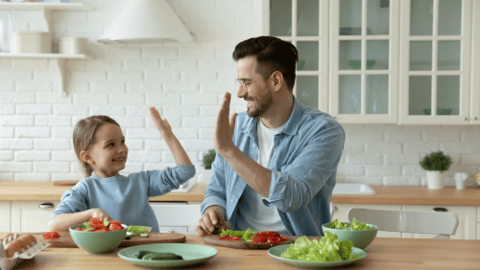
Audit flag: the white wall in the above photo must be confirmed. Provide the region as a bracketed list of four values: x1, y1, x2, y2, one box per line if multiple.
[0, 0, 479, 187]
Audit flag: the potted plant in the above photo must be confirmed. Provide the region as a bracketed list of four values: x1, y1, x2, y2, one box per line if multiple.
[201, 149, 216, 185]
[419, 151, 452, 189]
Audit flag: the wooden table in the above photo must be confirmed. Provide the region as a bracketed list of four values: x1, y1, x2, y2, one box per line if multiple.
[2, 234, 479, 269]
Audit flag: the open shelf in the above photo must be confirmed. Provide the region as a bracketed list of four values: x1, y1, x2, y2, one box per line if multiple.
[0, 2, 91, 11]
[0, 52, 92, 59]
[0, 2, 94, 96]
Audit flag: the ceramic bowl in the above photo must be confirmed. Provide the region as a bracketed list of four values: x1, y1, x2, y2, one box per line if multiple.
[348, 60, 375, 70]
[69, 224, 127, 254]
[322, 222, 378, 249]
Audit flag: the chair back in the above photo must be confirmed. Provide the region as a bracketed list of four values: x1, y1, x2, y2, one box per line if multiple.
[151, 204, 201, 234]
[347, 208, 459, 239]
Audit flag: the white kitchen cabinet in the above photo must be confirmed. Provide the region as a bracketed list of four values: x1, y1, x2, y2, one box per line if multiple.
[399, 0, 473, 125]
[262, 0, 330, 112]
[477, 207, 480, 240]
[0, 201, 11, 232]
[471, 1, 480, 124]
[329, 0, 400, 124]
[333, 204, 402, 238]
[11, 201, 59, 233]
[402, 205, 476, 240]
[263, 0, 477, 125]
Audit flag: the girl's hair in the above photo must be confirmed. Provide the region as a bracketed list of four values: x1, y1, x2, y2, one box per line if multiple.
[73, 115, 120, 177]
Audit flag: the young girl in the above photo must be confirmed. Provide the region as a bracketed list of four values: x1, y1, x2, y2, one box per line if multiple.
[48, 107, 195, 232]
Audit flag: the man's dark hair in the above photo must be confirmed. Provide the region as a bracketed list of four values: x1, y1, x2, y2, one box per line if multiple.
[232, 36, 299, 91]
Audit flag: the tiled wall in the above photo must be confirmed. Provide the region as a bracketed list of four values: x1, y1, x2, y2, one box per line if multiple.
[0, 0, 479, 186]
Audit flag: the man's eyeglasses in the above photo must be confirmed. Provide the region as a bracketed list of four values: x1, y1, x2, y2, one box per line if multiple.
[234, 78, 251, 89]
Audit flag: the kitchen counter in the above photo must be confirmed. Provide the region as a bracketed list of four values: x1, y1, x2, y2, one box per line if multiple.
[0, 181, 205, 202]
[1, 181, 480, 206]
[0, 234, 478, 269]
[331, 185, 480, 206]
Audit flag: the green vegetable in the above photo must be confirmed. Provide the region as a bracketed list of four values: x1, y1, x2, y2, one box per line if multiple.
[328, 218, 373, 231]
[241, 228, 256, 242]
[104, 220, 111, 227]
[280, 232, 359, 262]
[139, 233, 149, 237]
[136, 251, 183, 261]
[220, 228, 257, 242]
[127, 225, 152, 236]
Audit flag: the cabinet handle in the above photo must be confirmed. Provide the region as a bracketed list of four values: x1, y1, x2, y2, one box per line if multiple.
[39, 202, 54, 209]
[432, 207, 447, 212]
[475, 117, 478, 120]
[464, 117, 468, 121]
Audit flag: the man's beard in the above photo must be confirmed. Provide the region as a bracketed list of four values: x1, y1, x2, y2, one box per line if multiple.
[246, 92, 273, 118]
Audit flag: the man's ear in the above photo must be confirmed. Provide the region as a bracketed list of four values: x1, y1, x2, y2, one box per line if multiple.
[270, 71, 284, 91]
[80, 151, 94, 165]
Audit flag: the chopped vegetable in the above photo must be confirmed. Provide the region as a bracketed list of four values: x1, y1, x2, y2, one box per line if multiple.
[328, 218, 373, 231]
[43, 231, 60, 239]
[80, 218, 124, 232]
[281, 232, 360, 262]
[252, 231, 287, 244]
[136, 251, 183, 261]
[219, 235, 240, 240]
[220, 228, 257, 242]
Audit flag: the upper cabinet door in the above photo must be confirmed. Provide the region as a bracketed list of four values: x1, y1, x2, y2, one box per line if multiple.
[330, 0, 400, 124]
[262, 0, 329, 112]
[471, 1, 480, 124]
[399, 0, 472, 124]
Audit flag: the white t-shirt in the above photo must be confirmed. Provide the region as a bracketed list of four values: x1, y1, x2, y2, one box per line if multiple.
[236, 119, 289, 235]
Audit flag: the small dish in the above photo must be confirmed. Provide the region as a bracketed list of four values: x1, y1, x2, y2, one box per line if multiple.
[268, 244, 366, 268]
[117, 243, 217, 268]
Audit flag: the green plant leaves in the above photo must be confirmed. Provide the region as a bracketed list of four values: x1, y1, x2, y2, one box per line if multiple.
[419, 151, 452, 172]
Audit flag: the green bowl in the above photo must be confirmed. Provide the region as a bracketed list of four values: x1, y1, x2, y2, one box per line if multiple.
[348, 60, 376, 70]
[69, 224, 127, 254]
[322, 222, 378, 249]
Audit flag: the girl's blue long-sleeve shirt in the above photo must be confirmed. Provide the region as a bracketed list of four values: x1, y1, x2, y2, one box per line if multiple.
[201, 98, 345, 236]
[52, 165, 195, 232]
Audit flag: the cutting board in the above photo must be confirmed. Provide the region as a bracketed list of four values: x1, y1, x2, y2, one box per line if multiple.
[203, 234, 296, 250]
[20, 231, 186, 248]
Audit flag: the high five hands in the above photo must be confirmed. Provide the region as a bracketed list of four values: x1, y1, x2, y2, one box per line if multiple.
[214, 92, 237, 157]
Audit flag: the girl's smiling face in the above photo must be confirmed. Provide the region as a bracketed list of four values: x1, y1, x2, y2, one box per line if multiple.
[81, 123, 128, 178]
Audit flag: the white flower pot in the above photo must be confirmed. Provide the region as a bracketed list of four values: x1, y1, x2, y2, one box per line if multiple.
[201, 169, 211, 185]
[426, 170, 443, 190]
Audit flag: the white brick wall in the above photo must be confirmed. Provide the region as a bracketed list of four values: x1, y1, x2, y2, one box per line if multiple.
[0, 0, 479, 187]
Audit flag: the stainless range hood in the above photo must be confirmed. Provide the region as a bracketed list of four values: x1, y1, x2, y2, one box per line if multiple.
[98, 0, 194, 44]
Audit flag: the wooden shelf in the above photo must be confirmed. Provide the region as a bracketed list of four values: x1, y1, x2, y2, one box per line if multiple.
[0, 2, 91, 11]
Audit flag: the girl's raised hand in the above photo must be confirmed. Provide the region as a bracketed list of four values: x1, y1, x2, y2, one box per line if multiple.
[149, 107, 172, 135]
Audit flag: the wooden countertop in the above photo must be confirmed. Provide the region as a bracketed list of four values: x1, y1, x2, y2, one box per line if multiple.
[331, 185, 480, 206]
[0, 234, 479, 270]
[1, 180, 480, 206]
[0, 181, 205, 202]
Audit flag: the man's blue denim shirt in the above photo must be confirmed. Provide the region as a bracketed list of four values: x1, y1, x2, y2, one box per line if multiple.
[201, 98, 345, 236]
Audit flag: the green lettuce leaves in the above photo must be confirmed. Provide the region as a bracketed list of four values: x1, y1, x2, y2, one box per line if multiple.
[280, 232, 359, 262]
[328, 218, 373, 231]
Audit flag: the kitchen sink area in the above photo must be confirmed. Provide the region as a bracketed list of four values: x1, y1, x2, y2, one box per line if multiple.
[332, 184, 376, 195]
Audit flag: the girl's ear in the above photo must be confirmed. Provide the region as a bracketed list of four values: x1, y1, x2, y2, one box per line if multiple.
[80, 151, 94, 165]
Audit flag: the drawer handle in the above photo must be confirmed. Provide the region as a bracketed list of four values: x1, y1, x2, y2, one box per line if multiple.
[39, 202, 54, 209]
[432, 207, 447, 212]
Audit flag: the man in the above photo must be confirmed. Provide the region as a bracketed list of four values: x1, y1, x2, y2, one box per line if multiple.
[196, 36, 345, 237]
